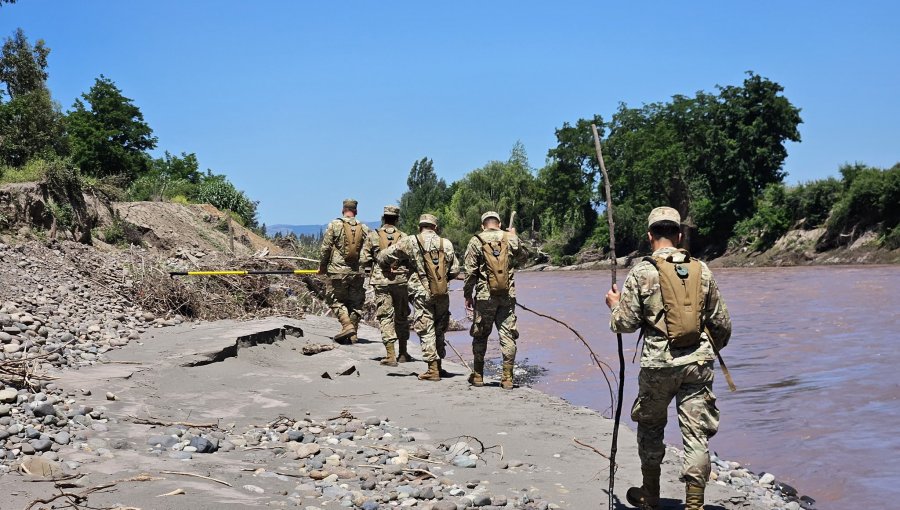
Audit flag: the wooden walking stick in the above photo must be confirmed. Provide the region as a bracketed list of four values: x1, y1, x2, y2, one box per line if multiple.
[592, 123, 625, 509]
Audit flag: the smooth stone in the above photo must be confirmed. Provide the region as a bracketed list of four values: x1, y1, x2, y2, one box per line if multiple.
[0, 389, 17, 403]
[759, 472, 775, 485]
[472, 494, 491, 506]
[243, 484, 265, 494]
[169, 451, 192, 460]
[53, 432, 70, 445]
[452, 455, 476, 468]
[0, 404, 10, 417]
[431, 503, 457, 510]
[29, 438, 52, 452]
[189, 436, 217, 453]
[148, 435, 179, 449]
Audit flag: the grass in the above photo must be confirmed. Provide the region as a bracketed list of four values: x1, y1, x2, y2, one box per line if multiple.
[0, 160, 48, 185]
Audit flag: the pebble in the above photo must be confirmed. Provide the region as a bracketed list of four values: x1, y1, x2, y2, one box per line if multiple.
[452, 455, 477, 468]
[243, 484, 265, 494]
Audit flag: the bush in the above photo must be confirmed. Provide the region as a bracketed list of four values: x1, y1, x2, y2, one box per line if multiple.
[127, 174, 194, 202]
[731, 183, 791, 251]
[195, 177, 258, 228]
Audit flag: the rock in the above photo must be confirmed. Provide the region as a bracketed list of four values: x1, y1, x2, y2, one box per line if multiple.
[0, 404, 10, 417]
[492, 495, 508, 506]
[0, 389, 17, 403]
[53, 431, 70, 445]
[452, 455, 476, 468]
[361, 501, 379, 510]
[290, 442, 320, 459]
[785, 502, 801, 510]
[31, 402, 56, 418]
[419, 486, 435, 499]
[105, 392, 117, 401]
[432, 503, 457, 510]
[243, 484, 265, 494]
[286, 430, 304, 442]
[169, 451, 192, 460]
[19, 456, 64, 478]
[189, 436, 217, 453]
[148, 435, 179, 449]
[472, 494, 491, 506]
[364, 417, 381, 426]
[759, 472, 775, 485]
[29, 438, 52, 452]
[21, 443, 36, 455]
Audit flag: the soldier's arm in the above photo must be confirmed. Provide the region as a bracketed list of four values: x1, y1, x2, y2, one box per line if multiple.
[462, 237, 480, 299]
[609, 271, 643, 334]
[318, 222, 337, 273]
[445, 241, 461, 280]
[376, 238, 407, 268]
[507, 233, 530, 267]
[359, 232, 375, 269]
[705, 277, 732, 348]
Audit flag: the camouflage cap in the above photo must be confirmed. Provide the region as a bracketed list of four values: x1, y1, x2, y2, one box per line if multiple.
[342, 199, 358, 210]
[383, 205, 400, 217]
[480, 211, 501, 224]
[418, 213, 438, 227]
[647, 206, 681, 227]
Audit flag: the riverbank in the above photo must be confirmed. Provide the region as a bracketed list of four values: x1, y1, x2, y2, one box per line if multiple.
[0, 316, 800, 509]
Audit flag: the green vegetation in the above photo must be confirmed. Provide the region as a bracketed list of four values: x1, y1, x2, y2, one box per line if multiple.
[395, 74, 897, 262]
[0, 28, 261, 234]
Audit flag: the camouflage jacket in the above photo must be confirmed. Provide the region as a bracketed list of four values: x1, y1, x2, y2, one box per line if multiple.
[610, 247, 732, 368]
[376, 230, 460, 299]
[360, 225, 409, 286]
[319, 216, 371, 276]
[463, 229, 529, 301]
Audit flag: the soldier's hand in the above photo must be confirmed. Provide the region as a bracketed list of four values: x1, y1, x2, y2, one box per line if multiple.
[605, 284, 621, 310]
[465, 297, 474, 312]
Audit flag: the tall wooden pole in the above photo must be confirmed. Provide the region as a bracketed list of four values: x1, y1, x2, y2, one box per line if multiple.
[592, 124, 625, 509]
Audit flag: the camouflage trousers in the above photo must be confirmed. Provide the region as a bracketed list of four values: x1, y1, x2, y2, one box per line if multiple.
[412, 293, 449, 362]
[325, 274, 365, 322]
[470, 296, 518, 363]
[631, 361, 719, 487]
[373, 284, 410, 346]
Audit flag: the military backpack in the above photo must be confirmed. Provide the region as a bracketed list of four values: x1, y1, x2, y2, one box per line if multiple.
[341, 220, 365, 265]
[644, 250, 704, 348]
[415, 234, 448, 296]
[376, 226, 402, 251]
[475, 232, 511, 296]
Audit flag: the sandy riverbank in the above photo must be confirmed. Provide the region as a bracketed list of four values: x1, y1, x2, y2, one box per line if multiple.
[0, 316, 779, 509]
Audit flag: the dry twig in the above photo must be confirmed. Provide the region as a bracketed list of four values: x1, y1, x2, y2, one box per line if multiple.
[159, 470, 232, 487]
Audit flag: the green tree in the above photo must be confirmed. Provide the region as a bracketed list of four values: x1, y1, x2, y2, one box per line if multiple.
[441, 143, 538, 249]
[67, 75, 157, 181]
[0, 28, 67, 166]
[195, 175, 259, 228]
[398, 157, 450, 233]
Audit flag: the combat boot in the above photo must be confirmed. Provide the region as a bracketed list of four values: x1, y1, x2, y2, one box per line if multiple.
[334, 314, 355, 344]
[437, 359, 451, 378]
[381, 343, 398, 367]
[626, 466, 660, 510]
[685, 483, 704, 510]
[349, 315, 360, 344]
[397, 338, 413, 362]
[500, 361, 514, 390]
[418, 361, 440, 381]
[468, 357, 484, 387]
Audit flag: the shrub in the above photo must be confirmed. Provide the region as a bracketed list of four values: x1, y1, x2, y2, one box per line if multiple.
[195, 177, 258, 228]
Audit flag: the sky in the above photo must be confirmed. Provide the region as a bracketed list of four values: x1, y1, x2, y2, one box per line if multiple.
[2, 1, 898, 225]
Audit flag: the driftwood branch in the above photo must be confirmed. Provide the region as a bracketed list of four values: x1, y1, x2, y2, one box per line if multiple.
[125, 415, 218, 428]
[159, 470, 232, 487]
[24, 482, 118, 510]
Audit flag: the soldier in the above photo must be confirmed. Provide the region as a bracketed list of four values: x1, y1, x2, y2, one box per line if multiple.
[605, 206, 732, 510]
[318, 199, 371, 344]
[462, 211, 529, 389]
[377, 213, 460, 381]
[360, 205, 411, 366]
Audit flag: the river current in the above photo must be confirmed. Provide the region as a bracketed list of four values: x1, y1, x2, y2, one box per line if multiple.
[445, 265, 900, 510]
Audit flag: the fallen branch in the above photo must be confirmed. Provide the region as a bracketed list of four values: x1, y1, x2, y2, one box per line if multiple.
[24, 482, 118, 510]
[159, 470, 232, 487]
[157, 488, 185, 497]
[573, 438, 613, 463]
[366, 445, 444, 465]
[126, 415, 218, 428]
[357, 465, 437, 479]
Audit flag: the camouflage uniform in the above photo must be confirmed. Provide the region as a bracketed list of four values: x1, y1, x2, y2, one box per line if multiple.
[376, 219, 459, 364]
[319, 201, 371, 339]
[463, 221, 529, 376]
[611, 246, 731, 489]
[359, 208, 410, 350]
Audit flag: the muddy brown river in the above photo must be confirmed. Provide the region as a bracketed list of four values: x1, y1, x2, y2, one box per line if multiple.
[446, 265, 900, 510]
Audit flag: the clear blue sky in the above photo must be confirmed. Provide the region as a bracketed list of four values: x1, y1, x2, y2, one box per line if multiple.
[3, 1, 898, 225]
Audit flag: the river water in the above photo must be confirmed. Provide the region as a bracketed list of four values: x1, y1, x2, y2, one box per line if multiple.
[445, 265, 900, 510]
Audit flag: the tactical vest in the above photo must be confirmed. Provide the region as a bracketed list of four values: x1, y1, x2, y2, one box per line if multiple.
[341, 220, 365, 265]
[416, 234, 448, 296]
[475, 232, 511, 296]
[644, 250, 704, 348]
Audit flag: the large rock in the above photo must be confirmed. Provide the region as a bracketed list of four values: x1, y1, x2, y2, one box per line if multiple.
[189, 436, 217, 453]
[289, 442, 320, 459]
[31, 402, 56, 418]
[0, 389, 17, 403]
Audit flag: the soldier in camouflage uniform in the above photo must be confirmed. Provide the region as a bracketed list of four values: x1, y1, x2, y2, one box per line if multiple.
[463, 211, 529, 389]
[319, 199, 371, 344]
[605, 206, 731, 510]
[360, 205, 411, 366]
[377, 214, 460, 381]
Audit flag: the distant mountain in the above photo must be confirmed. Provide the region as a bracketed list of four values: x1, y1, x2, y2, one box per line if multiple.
[268, 221, 381, 237]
